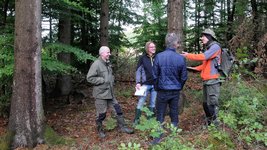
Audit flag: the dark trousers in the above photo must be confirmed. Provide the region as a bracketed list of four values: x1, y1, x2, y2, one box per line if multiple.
[156, 90, 180, 127]
[203, 82, 220, 124]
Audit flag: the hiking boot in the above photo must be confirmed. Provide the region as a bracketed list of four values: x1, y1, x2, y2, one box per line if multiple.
[212, 119, 221, 127]
[133, 109, 141, 126]
[96, 121, 106, 138]
[147, 107, 155, 119]
[117, 115, 134, 134]
[150, 134, 163, 145]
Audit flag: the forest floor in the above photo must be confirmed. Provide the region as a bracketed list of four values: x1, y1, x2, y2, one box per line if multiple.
[0, 72, 249, 149]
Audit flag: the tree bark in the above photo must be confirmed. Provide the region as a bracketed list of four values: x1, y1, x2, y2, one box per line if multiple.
[251, 0, 259, 47]
[226, 0, 236, 42]
[9, 0, 44, 148]
[195, 0, 201, 52]
[167, 0, 184, 53]
[100, 0, 109, 46]
[55, 8, 72, 96]
[81, 12, 89, 51]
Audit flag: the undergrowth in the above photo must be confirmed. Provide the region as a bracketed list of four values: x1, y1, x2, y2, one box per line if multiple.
[118, 78, 267, 149]
[44, 125, 75, 146]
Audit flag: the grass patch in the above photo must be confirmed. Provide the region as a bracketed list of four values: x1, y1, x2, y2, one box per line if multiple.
[105, 117, 117, 130]
[0, 132, 12, 150]
[44, 125, 75, 146]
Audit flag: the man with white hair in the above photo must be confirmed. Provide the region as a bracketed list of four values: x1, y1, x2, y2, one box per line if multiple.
[87, 46, 134, 138]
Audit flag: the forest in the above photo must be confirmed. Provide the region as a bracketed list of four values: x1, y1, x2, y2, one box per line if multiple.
[0, 0, 266, 149]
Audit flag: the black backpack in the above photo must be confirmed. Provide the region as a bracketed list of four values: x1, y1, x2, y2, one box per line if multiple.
[215, 48, 235, 79]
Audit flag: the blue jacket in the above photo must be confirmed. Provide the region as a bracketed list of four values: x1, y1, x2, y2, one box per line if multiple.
[152, 48, 187, 91]
[136, 53, 155, 85]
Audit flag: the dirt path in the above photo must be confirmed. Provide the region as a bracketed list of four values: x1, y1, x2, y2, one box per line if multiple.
[43, 73, 205, 149]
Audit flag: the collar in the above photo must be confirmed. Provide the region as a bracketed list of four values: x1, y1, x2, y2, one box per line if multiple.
[98, 56, 109, 64]
[165, 48, 176, 52]
[146, 53, 155, 58]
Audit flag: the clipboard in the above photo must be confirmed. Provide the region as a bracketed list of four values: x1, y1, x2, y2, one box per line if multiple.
[134, 85, 147, 96]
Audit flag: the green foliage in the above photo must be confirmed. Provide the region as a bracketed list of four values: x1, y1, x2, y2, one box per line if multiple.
[0, 34, 14, 79]
[135, 107, 163, 138]
[235, 0, 249, 16]
[42, 56, 78, 74]
[43, 0, 93, 22]
[133, 107, 193, 149]
[44, 125, 75, 146]
[0, 132, 12, 150]
[115, 86, 134, 98]
[0, 35, 96, 116]
[105, 117, 117, 131]
[133, 1, 167, 53]
[236, 47, 249, 60]
[207, 125, 235, 149]
[220, 80, 267, 146]
[0, 34, 14, 117]
[43, 43, 96, 63]
[108, 0, 141, 52]
[151, 136, 193, 150]
[59, 0, 92, 15]
[233, 47, 259, 79]
[184, 86, 203, 104]
[42, 43, 96, 74]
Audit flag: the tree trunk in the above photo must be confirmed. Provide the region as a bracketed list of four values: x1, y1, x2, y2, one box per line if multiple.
[9, 0, 44, 148]
[81, 12, 89, 51]
[55, 9, 72, 96]
[1, 0, 9, 26]
[195, 0, 201, 52]
[167, 0, 184, 53]
[100, 0, 109, 46]
[226, 0, 235, 42]
[251, 0, 259, 48]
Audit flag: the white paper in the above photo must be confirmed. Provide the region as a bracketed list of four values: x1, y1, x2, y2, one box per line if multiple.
[134, 85, 147, 96]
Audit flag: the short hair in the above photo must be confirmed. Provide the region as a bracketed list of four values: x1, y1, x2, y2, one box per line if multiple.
[99, 46, 110, 55]
[145, 41, 155, 52]
[165, 33, 180, 48]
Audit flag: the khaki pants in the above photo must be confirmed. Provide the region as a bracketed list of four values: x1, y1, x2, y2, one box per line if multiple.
[95, 98, 118, 116]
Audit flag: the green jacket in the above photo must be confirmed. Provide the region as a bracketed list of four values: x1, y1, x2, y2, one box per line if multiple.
[86, 57, 115, 99]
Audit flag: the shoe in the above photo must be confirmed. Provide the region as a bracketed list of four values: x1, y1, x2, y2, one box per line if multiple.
[117, 115, 134, 134]
[150, 134, 163, 145]
[133, 109, 141, 125]
[96, 121, 106, 138]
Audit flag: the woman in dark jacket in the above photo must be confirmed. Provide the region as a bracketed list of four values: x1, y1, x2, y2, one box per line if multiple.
[133, 41, 157, 125]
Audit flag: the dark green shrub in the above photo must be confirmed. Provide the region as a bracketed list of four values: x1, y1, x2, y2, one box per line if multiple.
[0, 34, 96, 117]
[220, 80, 267, 146]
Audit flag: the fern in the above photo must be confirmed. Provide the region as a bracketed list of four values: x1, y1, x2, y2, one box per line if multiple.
[43, 43, 96, 63]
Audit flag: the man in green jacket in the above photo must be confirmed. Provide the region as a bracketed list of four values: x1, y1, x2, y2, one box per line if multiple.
[87, 46, 134, 138]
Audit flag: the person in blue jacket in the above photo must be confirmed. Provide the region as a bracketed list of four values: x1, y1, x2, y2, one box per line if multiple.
[151, 33, 188, 144]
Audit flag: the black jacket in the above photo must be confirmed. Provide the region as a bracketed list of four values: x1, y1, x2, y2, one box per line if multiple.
[136, 53, 155, 85]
